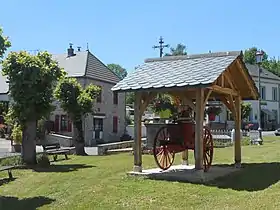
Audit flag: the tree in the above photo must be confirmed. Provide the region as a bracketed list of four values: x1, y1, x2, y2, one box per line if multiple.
[0, 27, 11, 59]
[165, 43, 187, 56]
[54, 78, 100, 155]
[126, 92, 135, 105]
[241, 102, 252, 121]
[1, 51, 64, 164]
[107, 63, 127, 79]
[244, 47, 268, 65]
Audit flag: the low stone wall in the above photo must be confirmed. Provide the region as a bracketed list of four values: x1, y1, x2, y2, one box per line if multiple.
[96, 138, 147, 155]
[45, 133, 74, 147]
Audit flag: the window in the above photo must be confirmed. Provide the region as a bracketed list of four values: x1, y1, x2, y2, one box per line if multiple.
[60, 115, 68, 131]
[96, 86, 102, 103]
[113, 116, 118, 133]
[93, 118, 103, 131]
[272, 87, 278, 101]
[260, 86, 266, 100]
[60, 115, 72, 132]
[113, 92, 118, 105]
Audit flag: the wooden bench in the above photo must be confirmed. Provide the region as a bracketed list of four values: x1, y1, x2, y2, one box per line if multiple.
[42, 143, 69, 161]
[0, 166, 15, 180]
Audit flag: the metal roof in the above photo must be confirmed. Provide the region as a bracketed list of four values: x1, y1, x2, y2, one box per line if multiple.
[112, 51, 242, 92]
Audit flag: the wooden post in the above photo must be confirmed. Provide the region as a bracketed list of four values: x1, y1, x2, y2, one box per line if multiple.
[182, 150, 188, 165]
[133, 92, 142, 172]
[234, 96, 241, 168]
[195, 88, 204, 170]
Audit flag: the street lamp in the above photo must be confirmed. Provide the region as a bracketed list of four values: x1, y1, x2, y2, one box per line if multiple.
[256, 50, 264, 145]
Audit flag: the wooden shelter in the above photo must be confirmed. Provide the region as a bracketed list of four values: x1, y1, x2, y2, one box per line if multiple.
[112, 51, 259, 172]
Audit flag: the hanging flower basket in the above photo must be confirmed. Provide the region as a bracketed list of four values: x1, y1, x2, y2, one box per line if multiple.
[205, 106, 222, 121]
[208, 113, 216, 121]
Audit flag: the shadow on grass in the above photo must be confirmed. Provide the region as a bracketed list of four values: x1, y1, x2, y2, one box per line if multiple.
[206, 162, 280, 191]
[144, 162, 280, 192]
[0, 178, 16, 186]
[0, 196, 55, 210]
[32, 164, 95, 173]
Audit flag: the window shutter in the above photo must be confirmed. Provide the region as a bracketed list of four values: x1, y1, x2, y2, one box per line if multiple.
[68, 117, 72, 132]
[113, 116, 118, 133]
[54, 115, 60, 132]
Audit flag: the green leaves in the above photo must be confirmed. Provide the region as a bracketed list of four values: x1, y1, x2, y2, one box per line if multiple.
[1, 51, 65, 125]
[54, 78, 100, 123]
[107, 63, 127, 79]
[0, 27, 11, 59]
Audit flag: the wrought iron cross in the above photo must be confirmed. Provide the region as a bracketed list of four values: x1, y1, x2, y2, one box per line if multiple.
[153, 36, 169, 58]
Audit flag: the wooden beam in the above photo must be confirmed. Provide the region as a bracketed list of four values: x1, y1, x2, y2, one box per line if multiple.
[208, 85, 238, 96]
[194, 88, 204, 170]
[235, 59, 258, 100]
[133, 92, 142, 172]
[182, 150, 188, 165]
[234, 96, 242, 168]
[203, 89, 212, 108]
[140, 92, 155, 114]
[223, 70, 238, 91]
[220, 96, 233, 113]
[228, 94, 237, 120]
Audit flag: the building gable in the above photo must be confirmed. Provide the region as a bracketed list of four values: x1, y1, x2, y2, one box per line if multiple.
[85, 52, 120, 84]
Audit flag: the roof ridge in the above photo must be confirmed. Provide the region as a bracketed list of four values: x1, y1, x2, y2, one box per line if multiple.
[145, 51, 242, 63]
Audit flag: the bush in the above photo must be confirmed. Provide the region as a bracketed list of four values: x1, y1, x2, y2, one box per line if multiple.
[0, 155, 23, 166]
[11, 124, 22, 144]
[37, 153, 50, 167]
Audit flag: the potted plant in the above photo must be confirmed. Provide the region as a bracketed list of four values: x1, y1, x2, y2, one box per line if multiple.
[205, 106, 222, 121]
[11, 124, 22, 153]
[177, 106, 194, 122]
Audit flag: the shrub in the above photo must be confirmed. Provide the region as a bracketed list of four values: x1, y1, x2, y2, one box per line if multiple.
[0, 127, 5, 138]
[11, 124, 22, 144]
[37, 153, 50, 167]
[0, 155, 23, 166]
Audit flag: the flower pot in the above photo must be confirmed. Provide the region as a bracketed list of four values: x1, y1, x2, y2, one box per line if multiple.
[208, 113, 216, 121]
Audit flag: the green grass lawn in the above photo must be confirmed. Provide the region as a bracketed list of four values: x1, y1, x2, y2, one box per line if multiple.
[1, 136, 280, 210]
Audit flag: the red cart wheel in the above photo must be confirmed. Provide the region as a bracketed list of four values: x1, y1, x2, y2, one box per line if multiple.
[203, 126, 213, 172]
[153, 126, 175, 170]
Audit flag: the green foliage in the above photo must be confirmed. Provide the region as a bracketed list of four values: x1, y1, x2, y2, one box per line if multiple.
[0, 27, 11, 59]
[107, 63, 127, 79]
[0, 155, 23, 166]
[205, 106, 222, 116]
[126, 92, 135, 104]
[165, 43, 187, 56]
[54, 77, 100, 123]
[11, 124, 22, 144]
[241, 102, 252, 121]
[244, 47, 268, 64]
[1, 51, 65, 125]
[37, 153, 50, 167]
[151, 94, 176, 115]
[0, 127, 5, 138]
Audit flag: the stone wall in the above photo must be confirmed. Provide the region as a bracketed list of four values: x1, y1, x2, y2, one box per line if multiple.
[45, 133, 74, 147]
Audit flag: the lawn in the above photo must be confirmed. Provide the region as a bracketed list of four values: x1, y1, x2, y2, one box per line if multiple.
[1, 136, 280, 210]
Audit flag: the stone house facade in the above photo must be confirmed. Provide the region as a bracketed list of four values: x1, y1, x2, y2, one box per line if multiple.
[49, 45, 125, 146]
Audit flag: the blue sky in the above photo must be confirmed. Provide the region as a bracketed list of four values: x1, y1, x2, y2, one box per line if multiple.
[1, 0, 279, 72]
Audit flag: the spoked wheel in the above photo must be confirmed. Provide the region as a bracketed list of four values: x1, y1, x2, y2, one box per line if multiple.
[203, 126, 214, 172]
[153, 126, 175, 170]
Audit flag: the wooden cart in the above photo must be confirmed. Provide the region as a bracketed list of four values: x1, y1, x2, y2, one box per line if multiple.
[153, 120, 213, 172]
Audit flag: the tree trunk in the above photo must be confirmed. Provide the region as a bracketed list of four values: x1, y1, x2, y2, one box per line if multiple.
[22, 120, 37, 165]
[73, 120, 87, 156]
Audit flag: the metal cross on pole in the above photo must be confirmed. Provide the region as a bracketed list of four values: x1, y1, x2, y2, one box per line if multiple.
[153, 36, 169, 57]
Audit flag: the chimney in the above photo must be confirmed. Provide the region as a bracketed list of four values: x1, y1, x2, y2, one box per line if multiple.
[67, 43, 75, 57]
